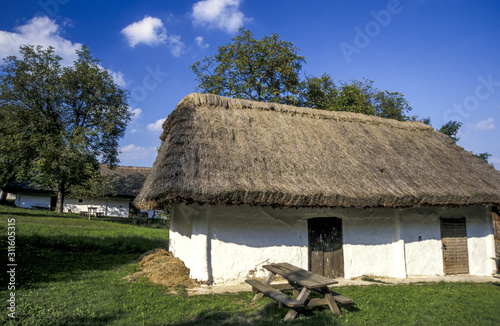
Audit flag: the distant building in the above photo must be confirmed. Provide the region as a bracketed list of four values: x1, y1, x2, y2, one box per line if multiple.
[1, 166, 151, 218]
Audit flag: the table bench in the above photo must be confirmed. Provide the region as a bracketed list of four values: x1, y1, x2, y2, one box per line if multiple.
[245, 280, 304, 308]
[30, 205, 50, 210]
[246, 262, 354, 322]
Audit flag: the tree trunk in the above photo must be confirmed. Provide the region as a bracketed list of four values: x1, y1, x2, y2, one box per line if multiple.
[55, 182, 66, 214]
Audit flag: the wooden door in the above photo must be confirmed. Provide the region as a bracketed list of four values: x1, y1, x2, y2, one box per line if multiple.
[440, 217, 469, 275]
[308, 217, 344, 278]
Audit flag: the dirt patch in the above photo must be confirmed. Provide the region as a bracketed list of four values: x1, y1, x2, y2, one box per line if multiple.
[125, 248, 202, 290]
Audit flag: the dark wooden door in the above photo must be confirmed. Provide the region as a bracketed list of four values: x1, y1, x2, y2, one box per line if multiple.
[308, 217, 344, 278]
[440, 217, 469, 275]
[50, 196, 57, 211]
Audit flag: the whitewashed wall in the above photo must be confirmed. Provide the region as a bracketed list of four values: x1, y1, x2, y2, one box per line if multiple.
[15, 193, 51, 209]
[170, 203, 195, 275]
[64, 197, 130, 217]
[169, 202, 496, 284]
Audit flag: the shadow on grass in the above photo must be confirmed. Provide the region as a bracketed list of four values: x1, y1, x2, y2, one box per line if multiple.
[0, 232, 167, 289]
[51, 313, 118, 326]
[1, 210, 68, 218]
[169, 307, 344, 326]
[167, 298, 349, 326]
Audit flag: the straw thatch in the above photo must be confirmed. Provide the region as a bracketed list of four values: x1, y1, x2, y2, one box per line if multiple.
[3, 166, 151, 198]
[99, 165, 151, 198]
[135, 93, 500, 210]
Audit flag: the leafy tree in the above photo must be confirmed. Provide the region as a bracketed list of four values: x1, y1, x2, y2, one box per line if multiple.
[438, 121, 462, 141]
[191, 28, 305, 105]
[300, 76, 412, 121]
[0, 45, 131, 213]
[299, 74, 338, 111]
[474, 152, 491, 162]
[335, 80, 376, 115]
[373, 90, 412, 121]
[191, 29, 467, 148]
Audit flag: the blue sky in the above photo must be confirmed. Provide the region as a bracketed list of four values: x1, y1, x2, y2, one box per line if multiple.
[1, 0, 499, 168]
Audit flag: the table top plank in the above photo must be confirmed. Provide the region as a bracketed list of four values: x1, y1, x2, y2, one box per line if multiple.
[263, 263, 338, 288]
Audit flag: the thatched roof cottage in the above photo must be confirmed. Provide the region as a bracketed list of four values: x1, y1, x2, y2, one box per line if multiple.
[3, 166, 151, 217]
[136, 93, 500, 284]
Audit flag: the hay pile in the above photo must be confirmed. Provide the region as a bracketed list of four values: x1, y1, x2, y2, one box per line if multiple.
[126, 249, 201, 290]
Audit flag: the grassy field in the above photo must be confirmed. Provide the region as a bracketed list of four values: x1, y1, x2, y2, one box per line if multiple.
[1, 205, 500, 325]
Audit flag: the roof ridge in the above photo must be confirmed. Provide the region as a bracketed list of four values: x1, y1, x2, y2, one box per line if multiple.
[177, 93, 433, 132]
[100, 165, 152, 171]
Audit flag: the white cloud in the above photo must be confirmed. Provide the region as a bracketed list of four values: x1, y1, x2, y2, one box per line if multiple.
[0, 17, 128, 85]
[127, 108, 143, 133]
[192, 0, 248, 33]
[0, 16, 81, 65]
[195, 36, 209, 49]
[147, 118, 166, 132]
[121, 16, 185, 56]
[167, 35, 184, 57]
[121, 16, 167, 48]
[474, 117, 495, 131]
[119, 144, 157, 167]
[109, 69, 127, 87]
[130, 108, 142, 120]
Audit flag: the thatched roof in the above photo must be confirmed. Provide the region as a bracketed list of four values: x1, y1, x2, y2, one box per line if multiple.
[3, 166, 151, 199]
[135, 93, 500, 210]
[100, 166, 151, 198]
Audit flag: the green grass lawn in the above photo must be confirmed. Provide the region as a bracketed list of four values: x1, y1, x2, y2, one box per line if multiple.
[1, 205, 499, 325]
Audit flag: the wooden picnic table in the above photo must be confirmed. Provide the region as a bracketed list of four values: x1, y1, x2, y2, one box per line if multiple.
[246, 262, 353, 322]
[80, 207, 104, 218]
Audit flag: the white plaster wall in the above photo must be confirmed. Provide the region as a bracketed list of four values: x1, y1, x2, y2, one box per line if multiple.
[465, 206, 496, 276]
[15, 193, 51, 209]
[64, 197, 130, 217]
[169, 202, 193, 275]
[208, 204, 309, 284]
[169, 202, 496, 284]
[403, 212, 443, 276]
[343, 215, 405, 279]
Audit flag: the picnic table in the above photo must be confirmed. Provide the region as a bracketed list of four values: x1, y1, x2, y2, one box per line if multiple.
[246, 262, 353, 322]
[80, 207, 104, 218]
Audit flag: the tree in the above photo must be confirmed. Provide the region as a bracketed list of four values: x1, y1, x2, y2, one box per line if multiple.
[299, 74, 338, 111]
[474, 152, 491, 162]
[191, 29, 467, 147]
[0, 45, 131, 213]
[438, 121, 462, 141]
[191, 28, 305, 105]
[300, 76, 413, 121]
